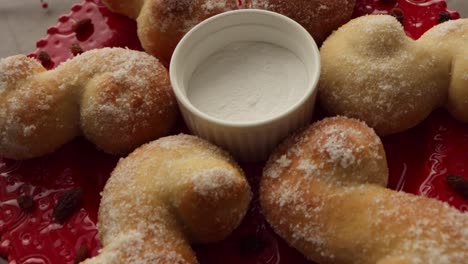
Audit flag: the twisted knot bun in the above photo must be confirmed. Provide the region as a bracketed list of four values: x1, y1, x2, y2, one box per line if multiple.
[102, 0, 356, 64]
[244, 0, 356, 44]
[102, 0, 239, 64]
[82, 134, 252, 264]
[0, 48, 178, 159]
[319, 15, 468, 135]
[260, 117, 467, 264]
[420, 18, 468, 123]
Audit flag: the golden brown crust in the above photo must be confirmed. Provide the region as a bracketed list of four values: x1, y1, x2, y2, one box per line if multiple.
[0, 48, 178, 159]
[244, 0, 356, 44]
[82, 134, 252, 264]
[319, 15, 468, 135]
[102, 0, 144, 18]
[260, 116, 468, 264]
[102, 0, 355, 64]
[418, 19, 468, 123]
[103, 0, 239, 65]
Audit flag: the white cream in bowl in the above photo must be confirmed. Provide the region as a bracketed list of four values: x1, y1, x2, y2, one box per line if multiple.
[170, 10, 320, 162]
[188, 41, 308, 123]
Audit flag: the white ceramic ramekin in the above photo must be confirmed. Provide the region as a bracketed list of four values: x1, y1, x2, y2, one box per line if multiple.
[170, 9, 320, 162]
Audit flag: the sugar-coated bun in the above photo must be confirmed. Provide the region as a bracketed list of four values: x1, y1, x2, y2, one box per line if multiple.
[82, 134, 252, 264]
[261, 117, 467, 264]
[319, 15, 446, 135]
[102, 0, 356, 64]
[102, 0, 238, 65]
[418, 19, 468, 122]
[0, 48, 178, 159]
[319, 15, 468, 135]
[244, 0, 356, 44]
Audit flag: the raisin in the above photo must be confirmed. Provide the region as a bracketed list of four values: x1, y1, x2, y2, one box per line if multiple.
[438, 12, 452, 24]
[390, 8, 404, 24]
[53, 187, 83, 223]
[445, 174, 468, 200]
[17, 195, 34, 211]
[70, 43, 84, 56]
[37, 51, 52, 68]
[74, 245, 90, 264]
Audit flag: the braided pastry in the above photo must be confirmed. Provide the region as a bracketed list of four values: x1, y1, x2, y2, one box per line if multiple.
[102, 0, 356, 64]
[102, 0, 238, 64]
[260, 117, 467, 264]
[243, 0, 356, 44]
[82, 134, 252, 264]
[319, 15, 468, 135]
[0, 48, 177, 160]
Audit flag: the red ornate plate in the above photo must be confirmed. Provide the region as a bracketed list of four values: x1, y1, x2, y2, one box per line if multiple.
[0, 0, 464, 263]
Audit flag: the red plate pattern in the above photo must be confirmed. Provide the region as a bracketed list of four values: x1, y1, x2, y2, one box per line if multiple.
[0, 0, 464, 263]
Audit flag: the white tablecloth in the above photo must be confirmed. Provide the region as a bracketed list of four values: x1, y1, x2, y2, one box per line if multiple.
[447, 0, 468, 17]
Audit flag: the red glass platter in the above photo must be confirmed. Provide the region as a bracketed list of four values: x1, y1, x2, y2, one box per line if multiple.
[0, 0, 465, 263]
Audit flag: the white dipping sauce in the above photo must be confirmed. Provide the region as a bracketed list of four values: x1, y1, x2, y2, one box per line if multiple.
[187, 41, 308, 123]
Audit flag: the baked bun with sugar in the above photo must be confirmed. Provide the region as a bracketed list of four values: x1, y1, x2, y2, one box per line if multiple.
[102, 0, 238, 65]
[418, 19, 468, 123]
[319, 15, 468, 135]
[260, 117, 467, 264]
[82, 134, 252, 264]
[0, 47, 178, 160]
[102, 0, 356, 64]
[244, 0, 356, 44]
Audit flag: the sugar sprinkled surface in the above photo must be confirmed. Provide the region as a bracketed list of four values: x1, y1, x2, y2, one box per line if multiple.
[85, 134, 249, 263]
[245, 0, 273, 9]
[156, 0, 237, 33]
[319, 15, 450, 135]
[321, 127, 358, 168]
[244, 0, 355, 44]
[0, 47, 175, 158]
[0, 56, 41, 94]
[423, 18, 467, 38]
[201, 0, 231, 11]
[192, 167, 240, 196]
[261, 117, 468, 263]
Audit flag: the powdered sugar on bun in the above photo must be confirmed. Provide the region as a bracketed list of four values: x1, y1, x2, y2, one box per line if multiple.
[261, 117, 467, 264]
[0, 48, 178, 159]
[419, 19, 468, 123]
[244, 0, 356, 44]
[102, 0, 239, 65]
[102, 0, 356, 64]
[319, 15, 468, 135]
[82, 134, 251, 264]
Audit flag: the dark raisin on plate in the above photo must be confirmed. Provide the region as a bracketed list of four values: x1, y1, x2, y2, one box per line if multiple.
[445, 174, 468, 200]
[438, 11, 452, 24]
[390, 8, 404, 23]
[53, 187, 83, 223]
[74, 245, 90, 264]
[17, 195, 34, 211]
[37, 50, 52, 68]
[70, 43, 84, 56]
